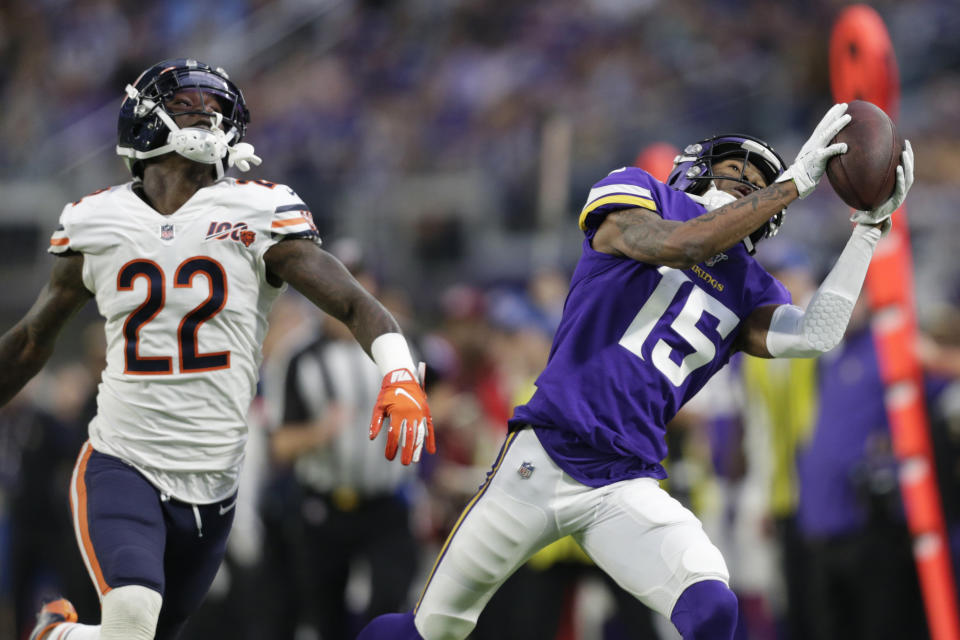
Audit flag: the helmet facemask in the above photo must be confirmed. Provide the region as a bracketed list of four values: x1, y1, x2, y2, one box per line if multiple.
[117, 59, 259, 180]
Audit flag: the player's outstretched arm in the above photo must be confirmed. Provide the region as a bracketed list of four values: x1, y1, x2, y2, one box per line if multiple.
[736, 223, 883, 358]
[264, 238, 435, 464]
[0, 253, 93, 406]
[264, 238, 400, 351]
[593, 181, 799, 268]
[594, 104, 851, 268]
[738, 141, 915, 359]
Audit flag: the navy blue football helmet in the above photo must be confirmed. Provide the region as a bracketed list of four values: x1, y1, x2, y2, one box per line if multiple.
[117, 58, 253, 178]
[667, 134, 786, 253]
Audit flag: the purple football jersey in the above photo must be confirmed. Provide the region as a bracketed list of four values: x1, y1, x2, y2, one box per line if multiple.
[510, 167, 791, 487]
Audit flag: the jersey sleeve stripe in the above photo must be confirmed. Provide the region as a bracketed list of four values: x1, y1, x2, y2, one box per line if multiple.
[274, 203, 310, 213]
[586, 183, 653, 202]
[270, 200, 320, 243]
[271, 229, 320, 240]
[578, 194, 657, 230]
[271, 217, 311, 229]
[49, 227, 71, 253]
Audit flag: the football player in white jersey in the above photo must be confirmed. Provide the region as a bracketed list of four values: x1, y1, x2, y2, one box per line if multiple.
[0, 58, 434, 640]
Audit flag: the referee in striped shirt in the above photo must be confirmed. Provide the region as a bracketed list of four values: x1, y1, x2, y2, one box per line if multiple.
[268, 239, 419, 639]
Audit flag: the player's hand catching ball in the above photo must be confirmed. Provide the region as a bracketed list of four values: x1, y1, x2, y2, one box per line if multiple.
[369, 366, 435, 465]
[850, 140, 914, 227]
[776, 103, 852, 198]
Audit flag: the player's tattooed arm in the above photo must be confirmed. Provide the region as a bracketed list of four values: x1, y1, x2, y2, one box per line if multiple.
[593, 208, 686, 265]
[0, 253, 93, 406]
[593, 181, 799, 268]
[264, 239, 401, 355]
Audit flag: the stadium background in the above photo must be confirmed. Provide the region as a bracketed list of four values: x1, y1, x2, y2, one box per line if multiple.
[2, 0, 960, 639]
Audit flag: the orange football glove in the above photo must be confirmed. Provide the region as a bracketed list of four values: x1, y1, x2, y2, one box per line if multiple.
[368, 366, 435, 465]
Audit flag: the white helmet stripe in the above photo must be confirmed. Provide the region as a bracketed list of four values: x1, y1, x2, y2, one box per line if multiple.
[741, 139, 783, 171]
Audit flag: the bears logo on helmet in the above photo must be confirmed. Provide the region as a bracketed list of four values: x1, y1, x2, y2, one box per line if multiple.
[667, 134, 786, 254]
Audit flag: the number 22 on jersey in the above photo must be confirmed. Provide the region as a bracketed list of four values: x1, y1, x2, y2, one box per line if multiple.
[117, 257, 229, 375]
[619, 266, 739, 387]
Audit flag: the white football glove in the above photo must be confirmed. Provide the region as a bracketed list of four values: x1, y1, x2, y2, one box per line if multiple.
[776, 103, 851, 198]
[850, 139, 914, 227]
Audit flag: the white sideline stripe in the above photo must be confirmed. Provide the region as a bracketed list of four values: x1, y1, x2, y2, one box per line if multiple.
[741, 139, 783, 170]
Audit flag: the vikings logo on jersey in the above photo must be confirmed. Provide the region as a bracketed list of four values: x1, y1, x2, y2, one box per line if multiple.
[705, 252, 728, 267]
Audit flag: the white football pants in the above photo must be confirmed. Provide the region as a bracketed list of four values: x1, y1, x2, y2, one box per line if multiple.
[413, 427, 729, 640]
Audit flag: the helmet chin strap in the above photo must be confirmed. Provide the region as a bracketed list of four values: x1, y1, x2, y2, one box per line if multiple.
[121, 84, 261, 179]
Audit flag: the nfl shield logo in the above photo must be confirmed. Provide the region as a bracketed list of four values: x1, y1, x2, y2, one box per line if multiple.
[705, 252, 727, 267]
[517, 461, 535, 479]
[160, 224, 175, 241]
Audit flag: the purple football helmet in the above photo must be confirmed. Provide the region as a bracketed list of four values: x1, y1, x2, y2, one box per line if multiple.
[666, 134, 786, 253]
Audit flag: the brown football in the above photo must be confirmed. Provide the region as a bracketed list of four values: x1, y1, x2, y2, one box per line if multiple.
[826, 100, 901, 210]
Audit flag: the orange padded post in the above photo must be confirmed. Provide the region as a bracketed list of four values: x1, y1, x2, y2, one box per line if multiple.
[831, 6, 960, 640]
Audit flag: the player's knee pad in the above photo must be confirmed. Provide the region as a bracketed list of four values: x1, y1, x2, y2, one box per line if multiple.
[100, 584, 163, 640]
[674, 534, 729, 580]
[670, 579, 738, 640]
[357, 612, 423, 640]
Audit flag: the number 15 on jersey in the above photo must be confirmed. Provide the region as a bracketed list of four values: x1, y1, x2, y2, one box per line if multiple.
[619, 266, 739, 387]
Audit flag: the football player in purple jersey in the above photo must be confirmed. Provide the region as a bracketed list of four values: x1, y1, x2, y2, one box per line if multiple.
[1, 59, 433, 640]
[360, 103, 914, 640]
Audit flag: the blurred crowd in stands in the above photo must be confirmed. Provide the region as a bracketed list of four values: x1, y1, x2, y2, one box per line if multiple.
[3, 0, 960, 638]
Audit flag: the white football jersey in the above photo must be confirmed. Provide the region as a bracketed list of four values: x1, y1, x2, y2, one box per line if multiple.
[50, 178, 321, 503]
